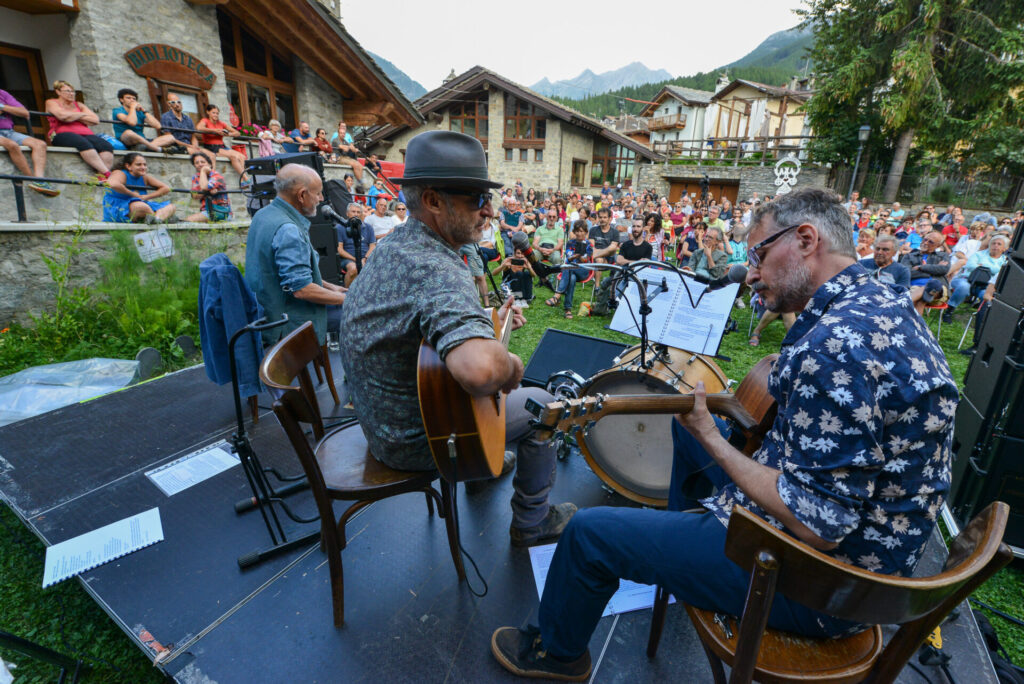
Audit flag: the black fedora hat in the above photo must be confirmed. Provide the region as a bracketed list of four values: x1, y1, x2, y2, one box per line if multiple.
[392, 130, 502, 189]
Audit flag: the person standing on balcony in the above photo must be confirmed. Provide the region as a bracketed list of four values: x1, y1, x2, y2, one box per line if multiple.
[0, 88, 59, 196]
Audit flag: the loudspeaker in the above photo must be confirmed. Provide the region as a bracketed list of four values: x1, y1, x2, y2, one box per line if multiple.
[522, 330, 629, 389]
[950, 395, 991, 509]
[243, 151, 325, 198]
[309, 210, 341, 285]
[962, 298, 1024, 414]
[1011, 221, 1024, 260]
[994, 255, 1024, 307]
[951, 428, 1024, 549]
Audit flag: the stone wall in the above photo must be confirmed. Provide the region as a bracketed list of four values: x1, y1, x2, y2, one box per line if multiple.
[637, 162, 831, 201]
[69, 0, 230, 122]
[558, 123, 595, 192]
[294, 60, 346, 134]
[0, 223, 249, 326]
[0, 147, 359, 223]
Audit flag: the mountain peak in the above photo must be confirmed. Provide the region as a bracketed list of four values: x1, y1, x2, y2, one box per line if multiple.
[532, 63, 673, 98]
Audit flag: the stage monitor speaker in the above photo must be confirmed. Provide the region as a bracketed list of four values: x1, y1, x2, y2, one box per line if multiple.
[522, 330, 629, 389]
[950, 427, 1024, 550]
[994, 254, 1024, 307]
[243, 152, 325, 198]
[962, 298, 1024, 414]
[1011, 220, 1024, 260]
[949, 395, 992, 511]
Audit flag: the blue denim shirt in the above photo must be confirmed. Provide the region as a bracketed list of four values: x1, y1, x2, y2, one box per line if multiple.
[198, 253, 264, 398]
[703, 264, 958, 577]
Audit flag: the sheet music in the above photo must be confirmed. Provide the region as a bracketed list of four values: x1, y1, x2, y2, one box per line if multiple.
[145, 441, 239, 497]
[610, 273, 739, 356]
[529, 543, 673, 617]
[43, 508, 164, 588]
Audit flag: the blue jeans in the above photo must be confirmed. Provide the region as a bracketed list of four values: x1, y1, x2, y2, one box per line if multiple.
[556, 266, 589, 310]
[948, 276, 985, 310]
[537, 417, 859, 658]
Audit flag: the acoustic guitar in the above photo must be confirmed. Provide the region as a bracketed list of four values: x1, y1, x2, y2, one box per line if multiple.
[417, 297, 515, 483]
[526, 354, 779, 457]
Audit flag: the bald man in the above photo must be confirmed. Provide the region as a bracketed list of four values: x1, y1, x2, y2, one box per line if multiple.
[245, 164, 347, 346]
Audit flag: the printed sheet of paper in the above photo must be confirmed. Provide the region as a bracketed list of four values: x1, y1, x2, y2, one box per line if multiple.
[145, 441, 239, 497]
[133, 227, 174, 263]
[529, 543, 673, 617]
[43, 508, 164, 588]
[610, 274, 739, 356]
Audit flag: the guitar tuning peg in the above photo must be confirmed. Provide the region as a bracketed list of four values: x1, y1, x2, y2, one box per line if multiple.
[584, 420, 596, 437]
[569, 424, 582, 437]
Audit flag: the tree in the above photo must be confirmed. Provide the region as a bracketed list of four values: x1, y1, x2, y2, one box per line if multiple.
[799, 0, 1024, 202]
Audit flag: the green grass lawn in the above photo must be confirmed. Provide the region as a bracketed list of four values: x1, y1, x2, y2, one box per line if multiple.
[0, 274, 1020, 681]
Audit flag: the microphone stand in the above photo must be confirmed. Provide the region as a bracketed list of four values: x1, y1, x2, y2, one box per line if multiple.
[347, 218, 364, 274]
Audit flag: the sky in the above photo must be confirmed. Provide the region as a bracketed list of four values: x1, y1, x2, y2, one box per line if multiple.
[340, 0, 806, 92]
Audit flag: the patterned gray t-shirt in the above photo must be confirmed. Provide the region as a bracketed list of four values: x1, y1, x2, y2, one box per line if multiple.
[338, 217, 495, 470]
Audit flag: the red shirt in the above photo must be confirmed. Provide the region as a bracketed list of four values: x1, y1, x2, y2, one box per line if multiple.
[942, 223, 966, 247]
[198, 118, 228, 146]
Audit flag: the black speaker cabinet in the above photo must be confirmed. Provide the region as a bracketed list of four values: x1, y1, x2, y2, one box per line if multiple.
[309, 216, 341, 286]
[994, 254, 1024, 307]
[522, 330, 629, 389]
[953, 429, 1024, 549]
[950, 395, 992, 510]
[243, 151, 325, 197]
[962, 298, 1024, 414]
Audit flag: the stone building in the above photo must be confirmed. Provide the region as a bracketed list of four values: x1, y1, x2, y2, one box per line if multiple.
[362, 66, 660, 192]
[0, 0, 420, 139]
[639, 85, 715, 152]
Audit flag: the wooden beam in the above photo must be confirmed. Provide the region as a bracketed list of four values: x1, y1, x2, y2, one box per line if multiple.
[343, 101, 397, 127]
[185, 0, 228, 4]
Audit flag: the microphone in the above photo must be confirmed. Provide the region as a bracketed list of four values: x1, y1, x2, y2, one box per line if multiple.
[510, 231, 551, 277]
[319, 203, 343, 223]
[687, 264, 748, 292]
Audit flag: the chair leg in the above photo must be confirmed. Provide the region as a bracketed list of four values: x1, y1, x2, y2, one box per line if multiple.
[646, 585, 671, 657]
[319, 343, 341, 405]
[248, 394, 259, 425]
[700, 639, 727, 684]
[958, 312, 976, 350]
[320, 527, 345, 627]
[440, 479, 467, 581]
[424, 491, 435, 516]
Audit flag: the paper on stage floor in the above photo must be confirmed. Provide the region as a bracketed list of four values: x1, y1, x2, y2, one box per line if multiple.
[43, 508, 164, 588]
[145, 441, 239, 497]
[529, 543, 674, 617]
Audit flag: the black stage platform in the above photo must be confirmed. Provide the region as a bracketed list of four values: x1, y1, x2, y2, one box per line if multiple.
[0, 361, 999, 683]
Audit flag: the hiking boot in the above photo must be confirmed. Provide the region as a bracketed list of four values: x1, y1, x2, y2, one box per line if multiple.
[942, 310, 953, 324]
[26, 180, 60, 197]
[491, 625, 591, 681]
[510, 502, 577, 547]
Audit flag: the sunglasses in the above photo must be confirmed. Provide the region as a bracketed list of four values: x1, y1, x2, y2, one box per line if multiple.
[440, 189, 493, 209]
[748, 224, 802, 268]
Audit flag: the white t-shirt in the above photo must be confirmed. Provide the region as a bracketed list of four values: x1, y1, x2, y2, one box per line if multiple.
[364, 212, 399, 238]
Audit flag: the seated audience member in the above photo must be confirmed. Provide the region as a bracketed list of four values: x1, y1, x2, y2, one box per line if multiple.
[364, 197, 399, 240]
[687, 226, 728, 281]
[364, 153, 383, 176]
[855, 227, 875, 259]
[948, 222, 985, 275]
[547, 220, 593, 318]
[45, 80, 114, 178]
[283, 121, 316, 153]
[904, 231, 952, 315]
[494, 248, 536, 305]
[946, 235, 1009, 320]
[859, 235, 910, 293]
[102, 151, 176, 223]
[186, 152, 232, 223]
[889, 201, 906, 220]
[533, 210, 564, 266]
[589, 208, 620, 268]
[312, 128, 333, 160]
[643, 211, 666, 260]
[942, 212, 968, 247]
[330, 121, 364, 184]
[257, 119, 292, 157]
[499, 197, 524, 254]
[0, 88, 59, 196]
[112, 88, 178, 152]
[337, 202, 376, 286]
[196, 104, 247, 178]
[366, 178, 392, 204]
[612, 216, 653, 296]
[393, 201, 409, 227]
[676, 218, 705, 264]
[159, 94, 200, 154]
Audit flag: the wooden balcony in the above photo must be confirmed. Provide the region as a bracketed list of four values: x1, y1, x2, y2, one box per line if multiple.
[652, 135, 816, 166]
[648, 113, 687, 131]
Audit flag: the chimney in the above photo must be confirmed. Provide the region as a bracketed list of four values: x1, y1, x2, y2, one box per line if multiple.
[715, 73, 730, 94]
[443, 69, 457, 84]
[788, 75, 800, 91]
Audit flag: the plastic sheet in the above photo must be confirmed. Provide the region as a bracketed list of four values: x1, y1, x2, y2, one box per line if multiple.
[0, 358, 140, 427]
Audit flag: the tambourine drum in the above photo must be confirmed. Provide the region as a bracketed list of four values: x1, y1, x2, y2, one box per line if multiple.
[577, 345, 728, 507]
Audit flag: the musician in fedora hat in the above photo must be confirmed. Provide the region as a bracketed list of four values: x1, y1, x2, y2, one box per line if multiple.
[338, 130, 576, 547]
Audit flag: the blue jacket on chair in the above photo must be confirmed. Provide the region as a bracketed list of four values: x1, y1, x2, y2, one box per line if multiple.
[199, 253, 265, 399]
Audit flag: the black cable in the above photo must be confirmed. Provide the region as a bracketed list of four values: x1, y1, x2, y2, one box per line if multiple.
[940, 662, 958, 684]
[970, 598, 1024, 629]
[906, 661, 936, 684]
[449, 458, 488, 599]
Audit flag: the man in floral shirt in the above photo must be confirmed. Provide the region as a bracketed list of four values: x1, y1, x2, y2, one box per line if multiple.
[492, 188, 958, 681]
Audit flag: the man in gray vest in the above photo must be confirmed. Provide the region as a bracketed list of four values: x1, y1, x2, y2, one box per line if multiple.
[244, 164, 347, 345]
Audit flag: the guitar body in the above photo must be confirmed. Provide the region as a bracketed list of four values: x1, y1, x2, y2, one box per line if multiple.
[417, 309, 508, 483]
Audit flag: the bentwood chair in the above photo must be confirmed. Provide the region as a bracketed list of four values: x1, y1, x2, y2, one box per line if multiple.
[260, 322, 466, 626]
[647, 503, 1011, 684]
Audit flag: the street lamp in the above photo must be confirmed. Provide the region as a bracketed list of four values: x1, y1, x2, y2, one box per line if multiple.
[848, 124, 872, 200]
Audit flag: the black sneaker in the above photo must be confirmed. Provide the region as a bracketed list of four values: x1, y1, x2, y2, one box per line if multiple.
[510, 502, 577, 547]
[942, 310, 953, 324]
[959, 346, 977, 356]
[491, 625, 591, 681]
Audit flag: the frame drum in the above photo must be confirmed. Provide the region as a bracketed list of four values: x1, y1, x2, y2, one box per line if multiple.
[577, 345, 728, 507]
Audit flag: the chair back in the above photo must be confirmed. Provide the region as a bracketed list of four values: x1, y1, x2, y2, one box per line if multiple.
[724, 503, 1012, 683]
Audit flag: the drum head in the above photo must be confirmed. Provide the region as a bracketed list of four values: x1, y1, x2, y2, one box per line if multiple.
[578, 370, 676, 506]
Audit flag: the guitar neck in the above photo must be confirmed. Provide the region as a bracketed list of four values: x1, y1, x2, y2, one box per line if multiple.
[588, 393, 757, 432]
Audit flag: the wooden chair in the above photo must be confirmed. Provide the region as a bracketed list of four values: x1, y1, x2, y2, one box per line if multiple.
[260, 322, 466, 626]
[647, 503, 1011, 684]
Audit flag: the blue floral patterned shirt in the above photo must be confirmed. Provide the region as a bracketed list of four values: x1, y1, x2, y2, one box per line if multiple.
[703, 263, 958, 576]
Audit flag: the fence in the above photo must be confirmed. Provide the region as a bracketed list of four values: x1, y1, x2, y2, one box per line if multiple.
[830, 166, 1024, 211]
[651, 135, 816, 167]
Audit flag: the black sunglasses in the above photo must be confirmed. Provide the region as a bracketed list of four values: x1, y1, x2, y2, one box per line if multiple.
[440, 189, 493, 209]
[748, 224, 802, 268]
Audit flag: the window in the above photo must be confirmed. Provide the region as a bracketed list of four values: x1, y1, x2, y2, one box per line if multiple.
[505, 149, 513, 161]
[216, 8, 297, 127]
[519, 149, 528, 162]
[571, 159, 587, 187]
[504, 95, 546, 145]
[0, 43, 47, 134]
[591, 140, 636, 187]
[535, 149, 543, 162]
[448, 93, 489, 144]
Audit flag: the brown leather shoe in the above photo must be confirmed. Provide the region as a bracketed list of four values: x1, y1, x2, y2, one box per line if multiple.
[510, 503, 577, 547]
[491, 625, 591, 681]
